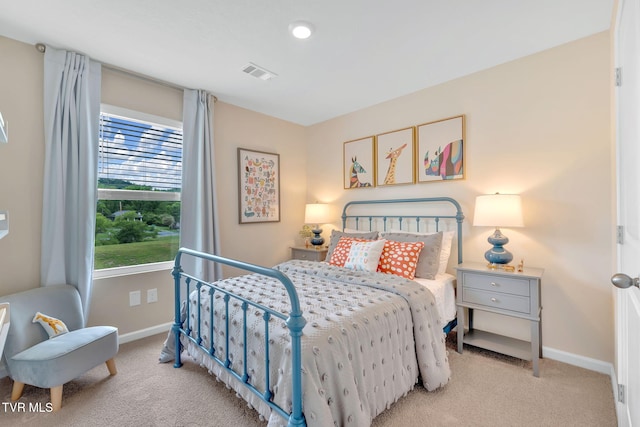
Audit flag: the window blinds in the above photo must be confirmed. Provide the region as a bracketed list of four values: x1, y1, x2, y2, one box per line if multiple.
[98, 112, 183, 191]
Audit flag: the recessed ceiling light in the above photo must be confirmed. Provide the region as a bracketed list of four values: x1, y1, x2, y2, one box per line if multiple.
[289, 21, 314, 39]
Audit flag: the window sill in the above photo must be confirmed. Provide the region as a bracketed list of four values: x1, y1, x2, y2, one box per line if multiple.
[93, 261, 173, 280]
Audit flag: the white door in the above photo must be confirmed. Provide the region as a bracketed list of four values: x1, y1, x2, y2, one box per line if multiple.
[614, 0, 640, 425]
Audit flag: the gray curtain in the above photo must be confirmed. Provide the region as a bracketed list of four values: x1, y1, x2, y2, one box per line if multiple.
[180, 89, 222, 281]
[41, 46, 101, 325]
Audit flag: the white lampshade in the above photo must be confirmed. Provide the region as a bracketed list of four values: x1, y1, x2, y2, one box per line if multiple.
[304, 203, 330, 225]
[473, 194, 524, 228]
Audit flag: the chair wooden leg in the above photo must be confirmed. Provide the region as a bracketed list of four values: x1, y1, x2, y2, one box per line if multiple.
[11, 381, 25, 401]
[50, 385, 63, 412]
[105, 358, 117, 375]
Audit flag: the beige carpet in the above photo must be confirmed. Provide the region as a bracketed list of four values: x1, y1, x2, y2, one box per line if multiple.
[0, 332, 617, 426]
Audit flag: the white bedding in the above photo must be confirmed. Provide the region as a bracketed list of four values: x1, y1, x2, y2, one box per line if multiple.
[413, 273, 457, 325]
[179, 260, 450, 427]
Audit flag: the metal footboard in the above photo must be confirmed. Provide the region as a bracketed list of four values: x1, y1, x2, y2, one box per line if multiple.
[172, 248, 306, 427]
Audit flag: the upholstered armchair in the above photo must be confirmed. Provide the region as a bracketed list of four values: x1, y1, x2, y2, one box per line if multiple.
[0, 284, 118, 411]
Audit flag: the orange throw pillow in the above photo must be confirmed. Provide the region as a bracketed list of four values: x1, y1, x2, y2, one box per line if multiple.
[377, 240, 425, 280]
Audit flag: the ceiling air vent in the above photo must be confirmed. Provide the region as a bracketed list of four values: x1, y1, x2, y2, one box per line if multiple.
[241, 62, 277, 81]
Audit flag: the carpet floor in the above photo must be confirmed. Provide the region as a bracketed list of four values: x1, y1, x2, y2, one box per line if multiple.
[0, 332, 617, 426]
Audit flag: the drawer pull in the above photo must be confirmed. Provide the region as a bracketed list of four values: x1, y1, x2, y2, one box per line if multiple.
[490, 297, 498, 303]
[491, 282, 498, 287]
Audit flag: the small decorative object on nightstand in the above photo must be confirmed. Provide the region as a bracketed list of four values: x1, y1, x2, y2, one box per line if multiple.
[456, 261, 544, 377]
[290, 246, 328, 262]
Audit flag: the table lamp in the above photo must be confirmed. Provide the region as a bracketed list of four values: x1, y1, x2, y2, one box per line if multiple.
[304, 203, 330, 246]
[473, 193, 523, 265]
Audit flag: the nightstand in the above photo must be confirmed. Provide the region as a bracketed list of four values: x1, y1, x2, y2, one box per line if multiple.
[290, 246, 328, 262]
[456, 261, 544, 376]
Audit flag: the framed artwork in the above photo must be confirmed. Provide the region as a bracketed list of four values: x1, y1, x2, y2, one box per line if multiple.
[237, 148, 280, 223]
[375, 127, 415, 186]
[343, 136, 375, 189]
[416, 115, 465, 183]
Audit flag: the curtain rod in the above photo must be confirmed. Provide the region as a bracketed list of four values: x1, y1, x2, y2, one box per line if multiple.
[35, 43, 217, 102]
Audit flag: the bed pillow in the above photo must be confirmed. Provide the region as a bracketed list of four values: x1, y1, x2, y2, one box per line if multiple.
[386, 229, 454, 275]
[343, 239, 386, 272]
[33, 312, 69, 338]
[329, 236, 370, 267]
[377, 240, 425, 280]
[380, 231, 443, 279]
[325, 229, 379, 261]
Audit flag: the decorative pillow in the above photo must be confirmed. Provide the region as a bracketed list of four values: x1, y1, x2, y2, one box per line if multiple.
[33, 312, 69, 338]
[377, 240, 425, 280]
[386, 229, 455, 275]
[344, 239, 386, 272]
[325, 230, 379, 261]
[329, 237, 369, 267]
[380, 231, 443, 279]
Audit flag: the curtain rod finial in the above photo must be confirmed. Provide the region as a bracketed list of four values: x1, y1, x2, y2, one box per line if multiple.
[35, 43, 46, 53]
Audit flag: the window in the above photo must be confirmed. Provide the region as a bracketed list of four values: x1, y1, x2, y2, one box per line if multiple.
[94, 105, 182, 275]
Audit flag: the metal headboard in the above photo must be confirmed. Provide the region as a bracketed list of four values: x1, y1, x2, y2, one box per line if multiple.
[341, 197, 465, 264]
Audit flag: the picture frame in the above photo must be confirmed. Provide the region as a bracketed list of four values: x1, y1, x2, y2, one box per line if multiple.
[416, 115, 465, 183]
[237, 148, 280, 223]
[375, 127, 415, 186]
[343, 136, 375, 189]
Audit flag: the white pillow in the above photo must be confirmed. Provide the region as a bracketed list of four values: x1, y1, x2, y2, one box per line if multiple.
[344, 239, 386, 272]
[387, 229, 454, 275]
[438, 231, 454, 274]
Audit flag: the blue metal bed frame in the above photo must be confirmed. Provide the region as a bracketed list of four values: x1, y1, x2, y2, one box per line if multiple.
[172, 248, 307, 426]
[171, 197, 464, 427]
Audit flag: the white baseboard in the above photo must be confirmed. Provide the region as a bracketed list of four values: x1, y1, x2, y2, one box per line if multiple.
[542, 345, 614, 376]
[118, 322, 173, 345]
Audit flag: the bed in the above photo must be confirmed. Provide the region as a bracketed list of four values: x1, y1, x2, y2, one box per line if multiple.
[164, 197, 464, 427]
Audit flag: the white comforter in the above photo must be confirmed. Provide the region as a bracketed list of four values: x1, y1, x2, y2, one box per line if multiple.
[182, 260, 450, 427]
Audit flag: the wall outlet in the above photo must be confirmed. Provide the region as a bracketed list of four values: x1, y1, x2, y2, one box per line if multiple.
[129, 290, 141, 306]
[147, 288, 158, 304]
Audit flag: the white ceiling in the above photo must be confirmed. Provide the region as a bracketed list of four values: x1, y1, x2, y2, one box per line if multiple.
[0, 0, 613, 126]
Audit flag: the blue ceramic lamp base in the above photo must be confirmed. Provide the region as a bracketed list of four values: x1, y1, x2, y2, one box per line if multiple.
[310, 228, 324, 246]
[484, 228, 513, 265]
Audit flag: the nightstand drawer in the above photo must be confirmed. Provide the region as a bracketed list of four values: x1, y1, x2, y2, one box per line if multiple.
[462, 288, 531, 314]
[462, 272, 530, 297]
[290, 247, 327, 262]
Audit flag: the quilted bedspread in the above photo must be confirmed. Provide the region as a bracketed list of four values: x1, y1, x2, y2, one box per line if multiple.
[180, 260, 450, 427]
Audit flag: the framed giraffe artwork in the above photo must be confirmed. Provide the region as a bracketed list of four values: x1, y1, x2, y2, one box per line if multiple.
[343, 136, 375, 189]
[375, 127, 415, 187]
[237, 148, 280, 223]
[416, 115, 465, 183]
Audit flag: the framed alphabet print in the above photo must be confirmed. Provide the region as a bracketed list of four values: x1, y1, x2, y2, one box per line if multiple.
[416, 115, 465, 183]
[238, 148, 280, 223]
[375, 127, 415, 186]
[343, 136, 375, 189]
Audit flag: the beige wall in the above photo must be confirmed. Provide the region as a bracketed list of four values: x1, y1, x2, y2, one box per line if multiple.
[306, 31, 614, 363]
[0, 36, 44, 296]
[0, 32, 615, 363]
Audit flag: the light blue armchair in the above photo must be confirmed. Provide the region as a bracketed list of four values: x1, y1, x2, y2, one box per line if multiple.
[0, 284, 118, 411]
